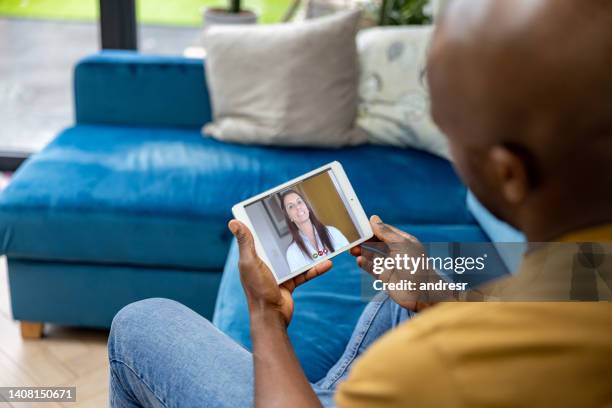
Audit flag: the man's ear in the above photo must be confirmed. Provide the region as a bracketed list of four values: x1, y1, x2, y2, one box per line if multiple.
[488, 145, 530, 205]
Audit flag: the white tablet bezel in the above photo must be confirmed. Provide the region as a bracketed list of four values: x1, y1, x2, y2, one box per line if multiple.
[232, 161, 373, 284]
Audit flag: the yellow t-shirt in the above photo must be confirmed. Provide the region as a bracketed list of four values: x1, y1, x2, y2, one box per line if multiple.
[335, 225, 612, 407]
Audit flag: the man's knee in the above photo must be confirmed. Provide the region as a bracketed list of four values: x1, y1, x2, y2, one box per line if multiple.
[108, 298, 185, 363]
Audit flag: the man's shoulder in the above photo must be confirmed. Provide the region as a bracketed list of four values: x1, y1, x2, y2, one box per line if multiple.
[359, 301, 612, 371]
[336, 302, 612, 406]
[394, 301, 612, 345]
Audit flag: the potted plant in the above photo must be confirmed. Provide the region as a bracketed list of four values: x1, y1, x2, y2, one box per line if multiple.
[203, 0, 258, 27]
[378, 0, 432, 25]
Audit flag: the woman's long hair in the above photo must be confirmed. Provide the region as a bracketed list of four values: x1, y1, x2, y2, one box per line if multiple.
[279, 189, 335, 259]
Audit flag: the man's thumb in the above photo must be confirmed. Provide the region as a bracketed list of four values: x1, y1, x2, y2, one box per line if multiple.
[370, 214, 393, 242]
[229, 220, 255, 255]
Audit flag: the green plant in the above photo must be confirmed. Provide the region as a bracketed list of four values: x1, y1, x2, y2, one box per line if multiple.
[379, 0, 432, 25]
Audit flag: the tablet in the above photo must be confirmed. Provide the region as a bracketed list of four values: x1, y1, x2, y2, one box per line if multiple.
[232, 161, 373, 284]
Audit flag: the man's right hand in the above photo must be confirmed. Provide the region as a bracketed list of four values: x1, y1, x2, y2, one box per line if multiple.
[229, 219, 332, 326]
[350, 215, 440, 312]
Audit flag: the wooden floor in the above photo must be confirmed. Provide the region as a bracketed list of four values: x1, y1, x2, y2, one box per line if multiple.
[0, 256, 110, 407]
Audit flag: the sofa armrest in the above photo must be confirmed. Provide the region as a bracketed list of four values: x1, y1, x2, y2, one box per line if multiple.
[74, 51, 212, 128]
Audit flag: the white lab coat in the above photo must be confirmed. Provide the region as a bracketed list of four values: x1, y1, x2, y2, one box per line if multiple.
[285, 226, 349, 272]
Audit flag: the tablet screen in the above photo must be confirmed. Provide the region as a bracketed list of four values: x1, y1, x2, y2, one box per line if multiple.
[244, 169, 365, 280]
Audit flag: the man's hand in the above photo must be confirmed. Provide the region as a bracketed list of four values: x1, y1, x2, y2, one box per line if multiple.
[229, 219, 327, 408]
[351, 215, 439, 311]
[229, 219, 332, 326]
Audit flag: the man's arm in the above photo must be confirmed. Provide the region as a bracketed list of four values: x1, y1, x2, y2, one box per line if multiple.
[229, 220, 329, 408]
[250, 310, 322, 408]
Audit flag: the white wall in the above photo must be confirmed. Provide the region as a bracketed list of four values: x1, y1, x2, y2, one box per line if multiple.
[245, 201, 293, 279]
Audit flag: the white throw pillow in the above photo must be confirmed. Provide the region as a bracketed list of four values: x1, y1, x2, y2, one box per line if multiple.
[202, 11, 367, 147]
[356, 26, 450, 158]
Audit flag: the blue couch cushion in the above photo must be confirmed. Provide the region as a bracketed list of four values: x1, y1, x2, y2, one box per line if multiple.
[75, 52, 212, 129]
[213, 223, 489, 382]
[0, 124, 472, 270]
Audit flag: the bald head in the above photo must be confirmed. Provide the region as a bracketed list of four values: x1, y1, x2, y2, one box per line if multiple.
[427, 0, 612, 240]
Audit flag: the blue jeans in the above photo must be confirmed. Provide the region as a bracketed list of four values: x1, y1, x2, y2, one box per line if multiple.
[108, 294, 412, 408]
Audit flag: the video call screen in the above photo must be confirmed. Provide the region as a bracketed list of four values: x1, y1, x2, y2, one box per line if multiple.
[245, 170, 364, 280]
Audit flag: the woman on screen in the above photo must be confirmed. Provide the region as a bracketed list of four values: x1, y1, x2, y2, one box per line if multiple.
[280, 189, 349, 272]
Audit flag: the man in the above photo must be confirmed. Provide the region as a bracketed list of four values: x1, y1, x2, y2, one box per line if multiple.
[108, 0, 612, 406]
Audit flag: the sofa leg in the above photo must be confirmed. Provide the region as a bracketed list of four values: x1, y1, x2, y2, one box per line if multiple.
[20, 321, 44, 339]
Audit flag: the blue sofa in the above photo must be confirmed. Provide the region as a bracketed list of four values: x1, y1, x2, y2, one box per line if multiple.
[0, 51, 509, 382]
